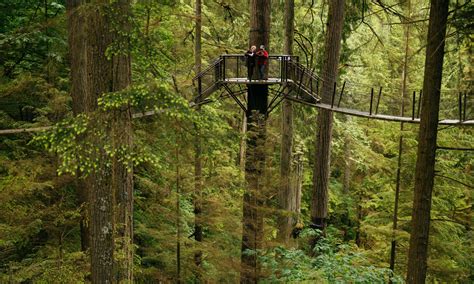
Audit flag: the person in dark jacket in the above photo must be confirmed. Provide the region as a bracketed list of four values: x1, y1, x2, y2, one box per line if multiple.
[256, 45, 269, 80]
[245, 45, 257, 80]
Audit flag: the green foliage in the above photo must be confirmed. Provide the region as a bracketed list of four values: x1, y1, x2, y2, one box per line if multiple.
[258, 229, 404, 283]
[1, 0, 472, 282]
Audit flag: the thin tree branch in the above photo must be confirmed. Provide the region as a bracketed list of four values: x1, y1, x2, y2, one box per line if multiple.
[437, 146, 474, 151]
[435, 173, 474, 189]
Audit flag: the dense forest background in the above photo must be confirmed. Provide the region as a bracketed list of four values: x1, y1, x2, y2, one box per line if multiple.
[0, 0, 472, 282]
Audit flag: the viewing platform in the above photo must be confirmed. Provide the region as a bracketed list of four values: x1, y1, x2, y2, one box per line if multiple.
[193, 54, 473, 126]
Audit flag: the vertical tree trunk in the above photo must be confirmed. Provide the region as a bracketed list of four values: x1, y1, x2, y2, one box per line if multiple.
[86, 4, 116, 282]
[176, 145, 182, 283]
[241, 0, 270, 282]
[239, 109, 247, 172]
[342, 130, 351, 194]
[355, 200, 362, 247]
[193, 0, 203, 279]
[310, 0, 345, 236]
[407, 1, 449, 283]
[292, 145, 303, 223]
[390, 0, 410, 275]
[109, 1, 133, 282]
[66, 0, 90, 252]
[68, 0, 133, 282]
[277, 0, 295, 244]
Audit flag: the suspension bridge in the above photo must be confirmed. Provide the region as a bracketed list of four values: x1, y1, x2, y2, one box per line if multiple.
[0, 54, 472, 135]
[192, 54, 473, 125]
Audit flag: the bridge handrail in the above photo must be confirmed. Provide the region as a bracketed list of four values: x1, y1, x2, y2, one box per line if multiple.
[220, 54, 297, 59]
[193, 57, 223, 81]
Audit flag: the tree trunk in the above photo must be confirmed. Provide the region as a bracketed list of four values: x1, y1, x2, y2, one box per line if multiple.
[342, 129, 351, 194]
[194, 0, 203, 279]
[241, 85, 268, 283]
[239, 109, 247, 172]
[407, 1, 449, 283]
[66, 0, 90, 252]
[292, 145, 303, 222]
[310, 0, 345, 236]
[111, 2, 133, 282]
[277, 0, 295, 244]
[68, 0, 133, 282]
[390, 0, 410, 275]
[241, 1, 270, 281]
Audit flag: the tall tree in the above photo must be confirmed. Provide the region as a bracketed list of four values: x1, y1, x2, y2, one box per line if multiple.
[407, 1, 449, 283]
[310, 0, 345, 234]
[193, 0, 204, 278]
[67, 0, 133, 282]
[390, 0, 411, 274]
[277, 0, 295, 244]
[110, 1, 133, 281]
[66, 0, 90, 252]
[241, 0, 270, 282]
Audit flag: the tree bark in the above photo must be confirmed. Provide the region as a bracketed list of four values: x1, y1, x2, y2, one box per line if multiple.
[277, 0, 295, 244]
[407, 1, 449, 283]
[68, 0, 133, 282]
[241, 1, 270, 281]
[241, 85, 268, 283]
[249, 0, 270, 49]
[86, 5, 116, 282]
[310, 0, 345, 236]
[239, 109, 247, 172]
[292, 143, 304, 227]
[67, 0, 91, 252]
[110, 2, 133, 282]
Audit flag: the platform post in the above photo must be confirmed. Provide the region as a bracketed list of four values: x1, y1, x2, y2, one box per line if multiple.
[237, 56, 240, 79]
[417, 90, 422, 118]
[369, 88, 374, 115]
[463, 92, 467, 121]
[197, 77, 202, 98]
[375, 87, 382, 114]
[222, 56, 226, 81]
[316, 78, 319, 98]
[412, 91, 416, 120]
[337, 81, 346, 108]
[459, 92, 462, 122]
[331, 82, 337, 109]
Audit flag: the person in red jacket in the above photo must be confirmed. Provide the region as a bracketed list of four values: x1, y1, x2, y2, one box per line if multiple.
[256, 45, 268, 80]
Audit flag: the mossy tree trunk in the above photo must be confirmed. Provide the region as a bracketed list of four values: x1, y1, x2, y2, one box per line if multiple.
[67, 0, 133, 282]
[241, 0, 270, 282]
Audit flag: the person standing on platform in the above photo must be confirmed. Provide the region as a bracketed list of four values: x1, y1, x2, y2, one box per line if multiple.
[245, 45, 257, 81]
[256, 45, 269, 80]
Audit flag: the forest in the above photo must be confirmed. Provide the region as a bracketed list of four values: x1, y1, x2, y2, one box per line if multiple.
[0, 0, 472, 283]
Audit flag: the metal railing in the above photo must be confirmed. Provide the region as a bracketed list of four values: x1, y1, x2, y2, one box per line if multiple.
[286, 60, 321, 102]
[192, 55, 472, 123]
[219, 54, 297, 81]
